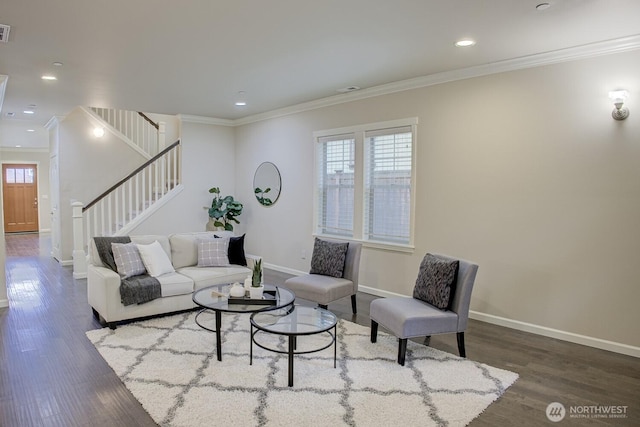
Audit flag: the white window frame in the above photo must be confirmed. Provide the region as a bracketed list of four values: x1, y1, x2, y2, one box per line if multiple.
[313, 118, 417, 252]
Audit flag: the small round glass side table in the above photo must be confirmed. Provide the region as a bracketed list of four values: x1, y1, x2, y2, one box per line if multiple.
[250, 305, 338, 387]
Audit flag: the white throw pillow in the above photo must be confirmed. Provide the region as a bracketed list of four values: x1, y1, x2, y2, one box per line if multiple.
[136, 240, 175, 277]
[197, 238, 230, 267]
[111, 242, 146, 278]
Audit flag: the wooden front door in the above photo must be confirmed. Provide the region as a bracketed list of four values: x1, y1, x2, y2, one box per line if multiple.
[2, 164, 39, 233]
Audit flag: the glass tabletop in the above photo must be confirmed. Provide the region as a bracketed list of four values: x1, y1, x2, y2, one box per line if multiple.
[192, 283, 295, 313]
[251, 305, 337, 335]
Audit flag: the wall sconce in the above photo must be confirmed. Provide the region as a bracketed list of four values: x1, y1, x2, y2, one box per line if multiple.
[609, 90, 629, 120]
[93, 127, 105, 137]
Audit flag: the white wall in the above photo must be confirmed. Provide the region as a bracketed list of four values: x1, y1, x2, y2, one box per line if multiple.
[58, 107, 147, 261]
[0, 210, 6, 308]
[130, 119, 237, 235]
[235, 49, 640, 350]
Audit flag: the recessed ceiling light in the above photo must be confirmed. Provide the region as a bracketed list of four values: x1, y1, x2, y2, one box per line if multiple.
[26, 129, 35, 132]
[234, 91, 247, 107]
[536, 3, 551, 11]
[15, 145, 21, 148]
[455, 39, 476, 47]
[52, 61, 64, 67]
[23, 110, 35, 114]
[41, 75, 57, 80]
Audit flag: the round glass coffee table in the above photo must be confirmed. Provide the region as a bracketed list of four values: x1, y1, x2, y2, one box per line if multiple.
[250, 305, 338, 387]
[192, 283, 295, 361]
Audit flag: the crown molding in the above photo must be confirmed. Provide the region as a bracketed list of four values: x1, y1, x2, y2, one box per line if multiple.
[234, 34, 640, 126]
[178, 114, 235, 126]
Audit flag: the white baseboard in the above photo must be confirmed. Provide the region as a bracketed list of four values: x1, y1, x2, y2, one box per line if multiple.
[263, 263, 306, 277]
[60, 259, 73, 267]
[468, 311, 640, 359]
[0, 298, 8, 308]
[267, 267, 640, 359]
[73, 272, 87, 279]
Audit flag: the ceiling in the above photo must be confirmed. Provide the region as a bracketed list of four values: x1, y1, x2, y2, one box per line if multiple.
[2, 0, 640, 148]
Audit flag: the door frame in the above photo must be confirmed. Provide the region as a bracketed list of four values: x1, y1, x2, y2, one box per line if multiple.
[1, 160, 42, 233]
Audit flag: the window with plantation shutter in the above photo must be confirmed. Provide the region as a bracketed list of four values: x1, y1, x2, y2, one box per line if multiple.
[316, 134, 355, 237]
[364, 126, 412, 244]
[314, 118, 416, 250]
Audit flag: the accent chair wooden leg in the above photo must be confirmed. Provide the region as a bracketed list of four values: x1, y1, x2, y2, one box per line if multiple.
[424, 335, 431, 346]
[351, 294, 357, 314]
[398, 338, 407, 366]
[370, 320, 378, 343]
[319, 304, 328, 310]
[457, 332, 466, 358]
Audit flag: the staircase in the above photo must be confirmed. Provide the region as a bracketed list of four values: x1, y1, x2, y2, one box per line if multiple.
[71, 108, 183, 278]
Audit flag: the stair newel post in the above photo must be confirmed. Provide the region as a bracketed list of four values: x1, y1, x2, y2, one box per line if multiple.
[71, 201, 88, 279]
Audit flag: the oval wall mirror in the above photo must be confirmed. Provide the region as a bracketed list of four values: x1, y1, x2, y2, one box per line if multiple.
[253, 162, 281, 206]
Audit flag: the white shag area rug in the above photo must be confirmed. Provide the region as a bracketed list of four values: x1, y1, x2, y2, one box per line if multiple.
[86, 310, 518, 427]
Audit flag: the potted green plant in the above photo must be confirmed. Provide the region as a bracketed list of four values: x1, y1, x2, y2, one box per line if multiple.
[250, 259, 264, 298]
[207, 187, 243, 231]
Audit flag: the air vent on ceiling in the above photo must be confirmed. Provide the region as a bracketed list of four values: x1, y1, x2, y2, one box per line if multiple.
[0, 24, 11, 43]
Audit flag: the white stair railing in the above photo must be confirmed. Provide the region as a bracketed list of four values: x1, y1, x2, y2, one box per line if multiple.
[90, 107, 161, 156]
[71, 140, 182, 278]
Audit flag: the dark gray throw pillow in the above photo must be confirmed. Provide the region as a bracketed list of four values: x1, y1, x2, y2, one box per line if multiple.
[310, 238, 349, 278]
[413, 253, 459, 310]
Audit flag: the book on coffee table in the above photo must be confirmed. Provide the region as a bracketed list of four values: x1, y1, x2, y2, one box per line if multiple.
[228, 292, 277, 305]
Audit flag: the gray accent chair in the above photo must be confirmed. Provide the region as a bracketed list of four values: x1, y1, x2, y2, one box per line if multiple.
[284, 240, 362, 314]
[369, 254, 478, 366]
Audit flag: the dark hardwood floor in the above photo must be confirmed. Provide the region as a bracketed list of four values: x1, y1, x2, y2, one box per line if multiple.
[1, 233, 638, 426]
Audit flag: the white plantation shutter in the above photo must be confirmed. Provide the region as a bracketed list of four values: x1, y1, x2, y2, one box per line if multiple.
[364, 126, 412, 244]
[316, 134, 355, 237]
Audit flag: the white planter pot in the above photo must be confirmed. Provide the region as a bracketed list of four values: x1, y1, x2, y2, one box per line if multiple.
[249, 286, 264, 299]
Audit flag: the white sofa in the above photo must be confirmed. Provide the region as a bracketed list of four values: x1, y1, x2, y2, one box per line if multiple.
[87, 232, 258, 328]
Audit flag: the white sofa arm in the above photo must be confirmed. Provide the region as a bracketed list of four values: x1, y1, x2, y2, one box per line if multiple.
[87, 264, 121, 322]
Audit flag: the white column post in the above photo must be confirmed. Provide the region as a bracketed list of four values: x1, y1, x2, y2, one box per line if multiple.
[72, 201, 88, 279]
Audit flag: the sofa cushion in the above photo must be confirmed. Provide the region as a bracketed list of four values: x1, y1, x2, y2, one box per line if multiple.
[137, 240, 176, 277]
[111, 242, 146, 278]
[155, 272, 194, 297]
[197, 238, 230, 267]
[169, 232, 218, 269]
[310, 238, 349, 278]
[412, 253, 459, 310]
[130, 235, 172, 260]
[178, 265, 252, 290]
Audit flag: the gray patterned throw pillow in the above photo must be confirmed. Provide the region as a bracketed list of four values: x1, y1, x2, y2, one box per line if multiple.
[310, 238, 349, 278]
[413, 253, 459, 310]
[111, 242, 146, 278]
[197, 238, 230, 267]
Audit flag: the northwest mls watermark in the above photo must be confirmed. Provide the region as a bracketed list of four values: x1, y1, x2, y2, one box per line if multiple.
[546, 402, 628, 422]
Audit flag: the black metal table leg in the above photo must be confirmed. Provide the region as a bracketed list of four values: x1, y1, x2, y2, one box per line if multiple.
[333, 324, 337, 368]
[250, 324, 253, 365]
[288, 336, 295, 387]
[215, 310, 222, 361]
